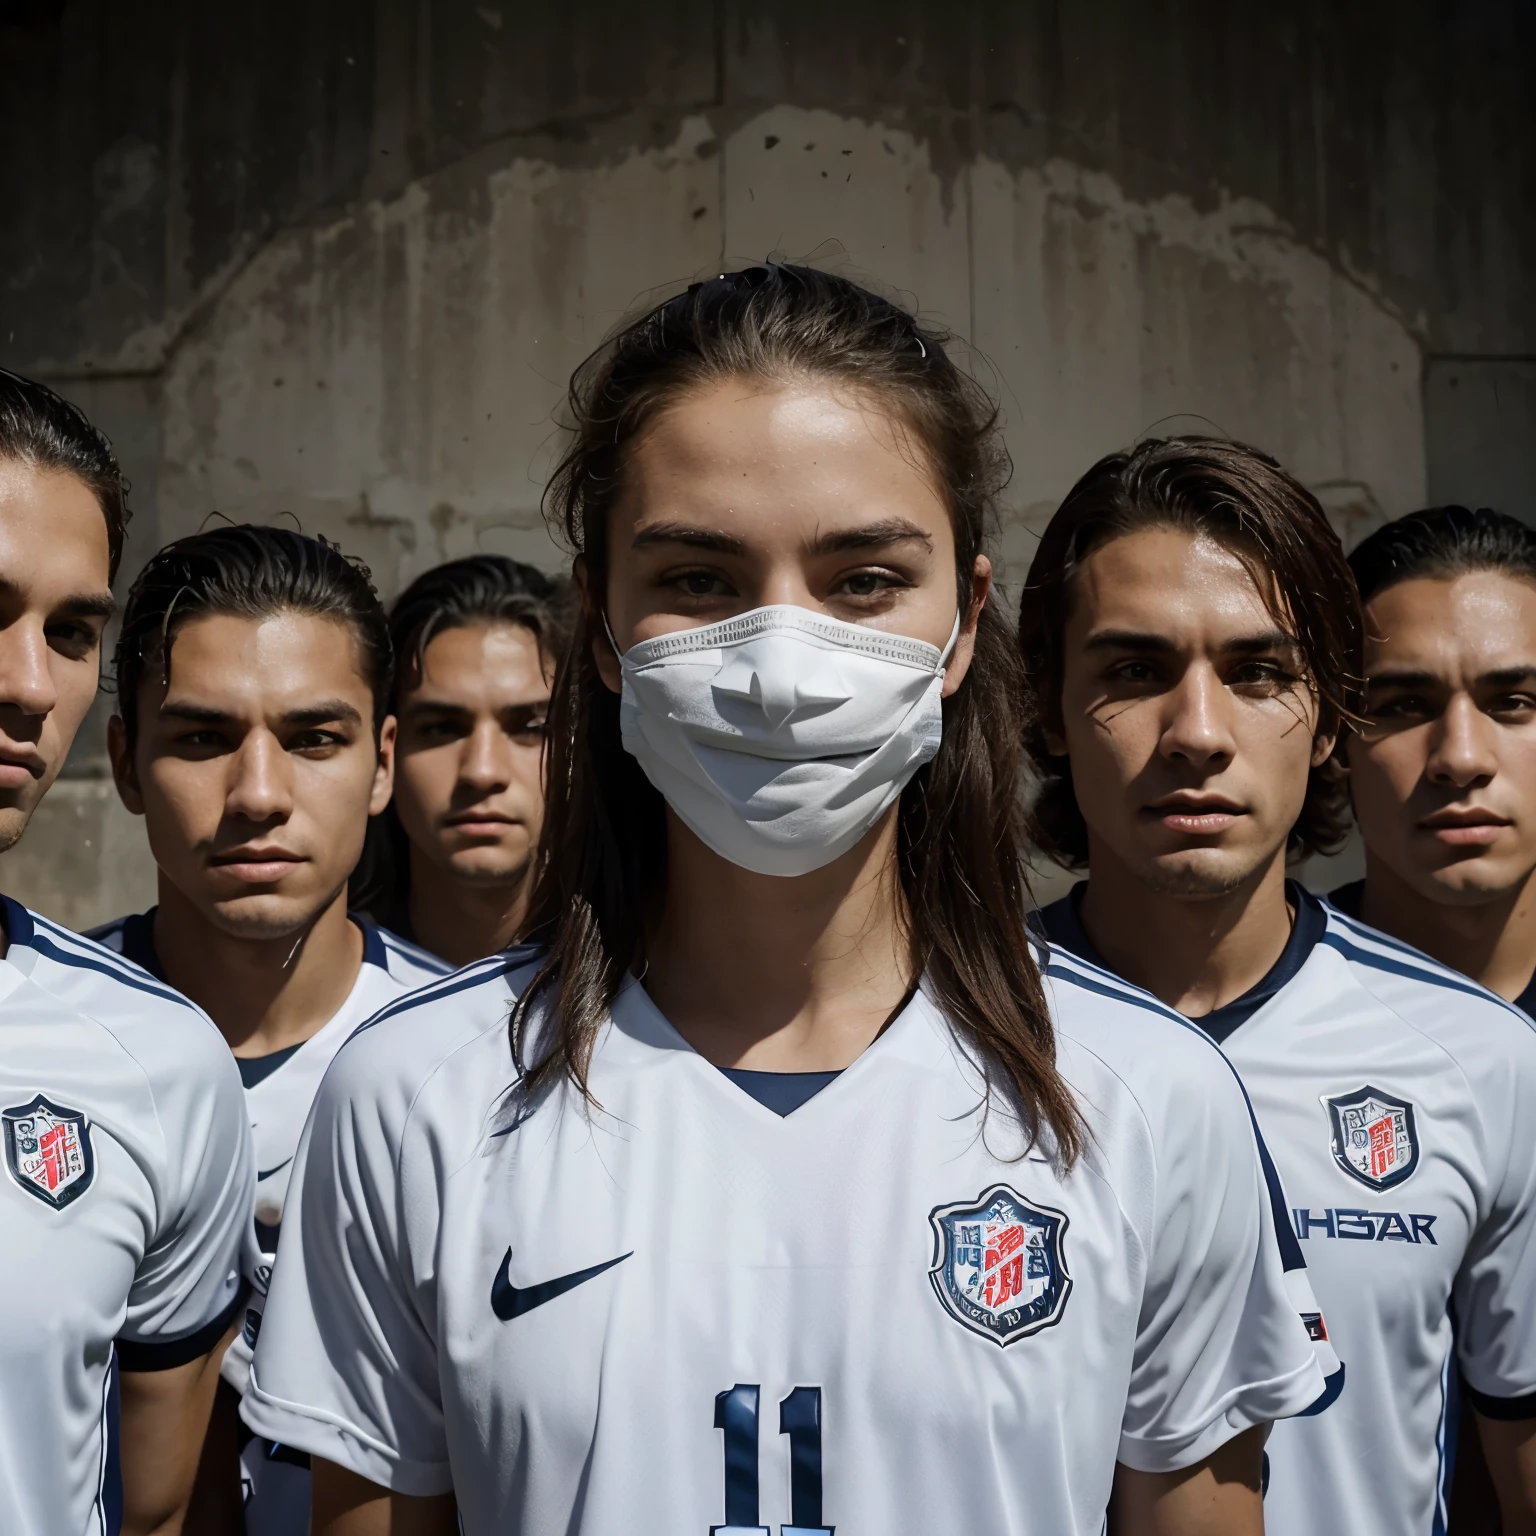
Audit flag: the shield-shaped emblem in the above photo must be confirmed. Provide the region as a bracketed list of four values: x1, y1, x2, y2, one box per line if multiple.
[929, 1185, 1071, 1345]
[1325, 1085, 1418, 1191]
[3, 1094, 94, 1210]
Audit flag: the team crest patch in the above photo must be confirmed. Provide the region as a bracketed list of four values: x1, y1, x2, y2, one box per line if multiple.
[1325, 1085, 1419, 1191]
[3, 1094, 94, 1209]
[928, 1185, 1071, 1345]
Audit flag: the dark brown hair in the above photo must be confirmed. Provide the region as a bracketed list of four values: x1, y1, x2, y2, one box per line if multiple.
[517, 262, 1083, 1163]
[354, 554, 576, 932]
[1019, 436, 1361, 867]
[1349, 505, 1536, 604]
[0, 367, 129, 582]
[113, 523, 391, 748]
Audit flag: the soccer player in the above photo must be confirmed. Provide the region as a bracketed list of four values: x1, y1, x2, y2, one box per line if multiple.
[245, 266, 1327, 1535]
[1332, 505, 1536, 1521]
[1022, 440, 1536, 1534]
[0, 371, 253, 1534]
[356, 555, 573, 965]
[93, 525, 448, 1534]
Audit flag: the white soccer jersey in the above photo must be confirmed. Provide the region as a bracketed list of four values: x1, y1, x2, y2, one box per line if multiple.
[0, 896, 253, 1536]
[1038, 884, 1536, 1536]
[244, 944, 1326, 1534]
[89, 908, 448, 1532]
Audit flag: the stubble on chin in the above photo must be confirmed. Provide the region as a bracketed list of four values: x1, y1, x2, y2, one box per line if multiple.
[0, 807, 32, 857]
[1137, 851, 1266, 900]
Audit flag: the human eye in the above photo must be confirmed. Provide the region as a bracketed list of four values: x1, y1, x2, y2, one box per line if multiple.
[1105, 658, 1161, 686]
[834, 567, 909, 600]
[1229, 659, 1295, 690]
[1365, 692, 1431, 722]
[45, 620, 101, 661]
[1489, 693, 1536, 724]
[290, 729, 349, 756]
[664, 568, 735, 599]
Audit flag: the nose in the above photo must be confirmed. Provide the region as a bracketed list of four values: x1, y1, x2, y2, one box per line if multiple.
[224, 731, 293, 822]
[0, 617, 59, 719]
[1159, 663, 1237, 770]
[1425, 694, 1498, 790]
[459, 720, 513, 792]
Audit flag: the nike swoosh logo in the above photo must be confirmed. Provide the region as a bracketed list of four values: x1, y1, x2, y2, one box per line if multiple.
[491, 1248, 631, 1321]
[257, 1157, 294, 1182]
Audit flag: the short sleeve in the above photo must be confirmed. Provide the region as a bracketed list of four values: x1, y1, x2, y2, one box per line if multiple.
[1119, 1061, 1327, 1472]
[118, 1037, 253, 1370]
[241, 1037, 451, 1496]
[1455, 1022, 1536, 1419]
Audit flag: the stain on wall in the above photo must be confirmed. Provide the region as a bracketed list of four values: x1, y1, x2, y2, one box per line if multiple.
[0, 0, 1529, 923]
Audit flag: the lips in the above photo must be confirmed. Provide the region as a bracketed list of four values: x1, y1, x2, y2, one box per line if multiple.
[1418, 808, 1511, 847]
[1144, 795, 1244, 836]
[443, 812, 517, 836]
[0, 746, 45, 791]
[208, 850, 305, 884]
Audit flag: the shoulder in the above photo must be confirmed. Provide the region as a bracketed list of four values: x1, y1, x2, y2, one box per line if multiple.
[1040, 938, 1254, 1105]
[358, 919, 453, 990]
[6, 899, 242, 1115]
[1316, 901, 1536, 1064]
[320, 947, 542, 1123]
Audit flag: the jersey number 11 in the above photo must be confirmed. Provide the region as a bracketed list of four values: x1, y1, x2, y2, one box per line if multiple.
[711, 1383, 833, 1535]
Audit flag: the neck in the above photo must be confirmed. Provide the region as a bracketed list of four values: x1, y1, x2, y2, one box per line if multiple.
[1360, 855, 1536, 1002]
[644, 809, 912, 1072]
[406, 851, 529, 968]
[1077, 842, 1294, 1017]
[151, 878, 363, 1056]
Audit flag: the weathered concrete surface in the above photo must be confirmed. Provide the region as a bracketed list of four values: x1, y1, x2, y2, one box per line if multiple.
[0, 1, 1529, 922]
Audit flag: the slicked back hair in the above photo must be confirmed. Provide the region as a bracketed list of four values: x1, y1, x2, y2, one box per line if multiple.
[522, 262, 1085, 1166]
[0, 368, 129, 581]
[352, 555, 575, 931]
[113, 524, 391, 749]
[1349, 505, 1536, 605]
[1019, 436, 1361, 868]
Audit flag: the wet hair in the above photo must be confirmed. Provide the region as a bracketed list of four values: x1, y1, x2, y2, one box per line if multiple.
[1019, 436, 1361, 868]
[1348, 505, 1536, 606]
[352, 555, 575, 932]
[518, 261, 1085, 1164]
[0, 368, 129, 581]
[112, 524, 391, 748]
[385, 555, 575, 701]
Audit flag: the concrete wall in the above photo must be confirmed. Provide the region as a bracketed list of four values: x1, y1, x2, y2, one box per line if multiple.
[2, 0, 1532, 923]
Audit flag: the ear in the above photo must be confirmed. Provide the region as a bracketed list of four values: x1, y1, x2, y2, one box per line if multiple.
[369, 715, 397, 816]
[1042, 726, 1069, 757]
[575, 556, 622, 696]
[106, 714, 145, 816]
[1311, 727, 1339, 769]
[940, 555, 993, 699]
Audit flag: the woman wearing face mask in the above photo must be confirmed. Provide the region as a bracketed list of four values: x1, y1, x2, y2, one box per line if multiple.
[243, 266, 1329, 1536]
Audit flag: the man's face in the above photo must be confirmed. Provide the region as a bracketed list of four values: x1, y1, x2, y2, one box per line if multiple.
[0, 461, 113, 855]
[392, 622, 552, 888]
[1048, 527, 1330, 897]
[1347, 571, 1536, 905]
[110, 611, 394, 939]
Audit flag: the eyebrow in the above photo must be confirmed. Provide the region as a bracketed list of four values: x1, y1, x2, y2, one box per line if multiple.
[158, 699, 364, 728]
[1083, 627, 1301, 655]
[1366, 666, 1536, 690]
[0, 576, 116, 620]
[630, 517, 934, 556]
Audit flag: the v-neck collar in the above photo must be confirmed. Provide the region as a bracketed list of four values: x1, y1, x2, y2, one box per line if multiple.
[1035, 879, 1327, 1044]
[610, 975, 928, 1121]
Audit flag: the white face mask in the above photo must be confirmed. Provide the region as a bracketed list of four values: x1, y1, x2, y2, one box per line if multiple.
[610, 604, 959, 877]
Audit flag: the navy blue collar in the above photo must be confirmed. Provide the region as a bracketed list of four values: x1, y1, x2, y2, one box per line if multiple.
[110, 908, 386, 980]
[1330, 878, 1536, 1022]
[1035, 879, 1328, 1043]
